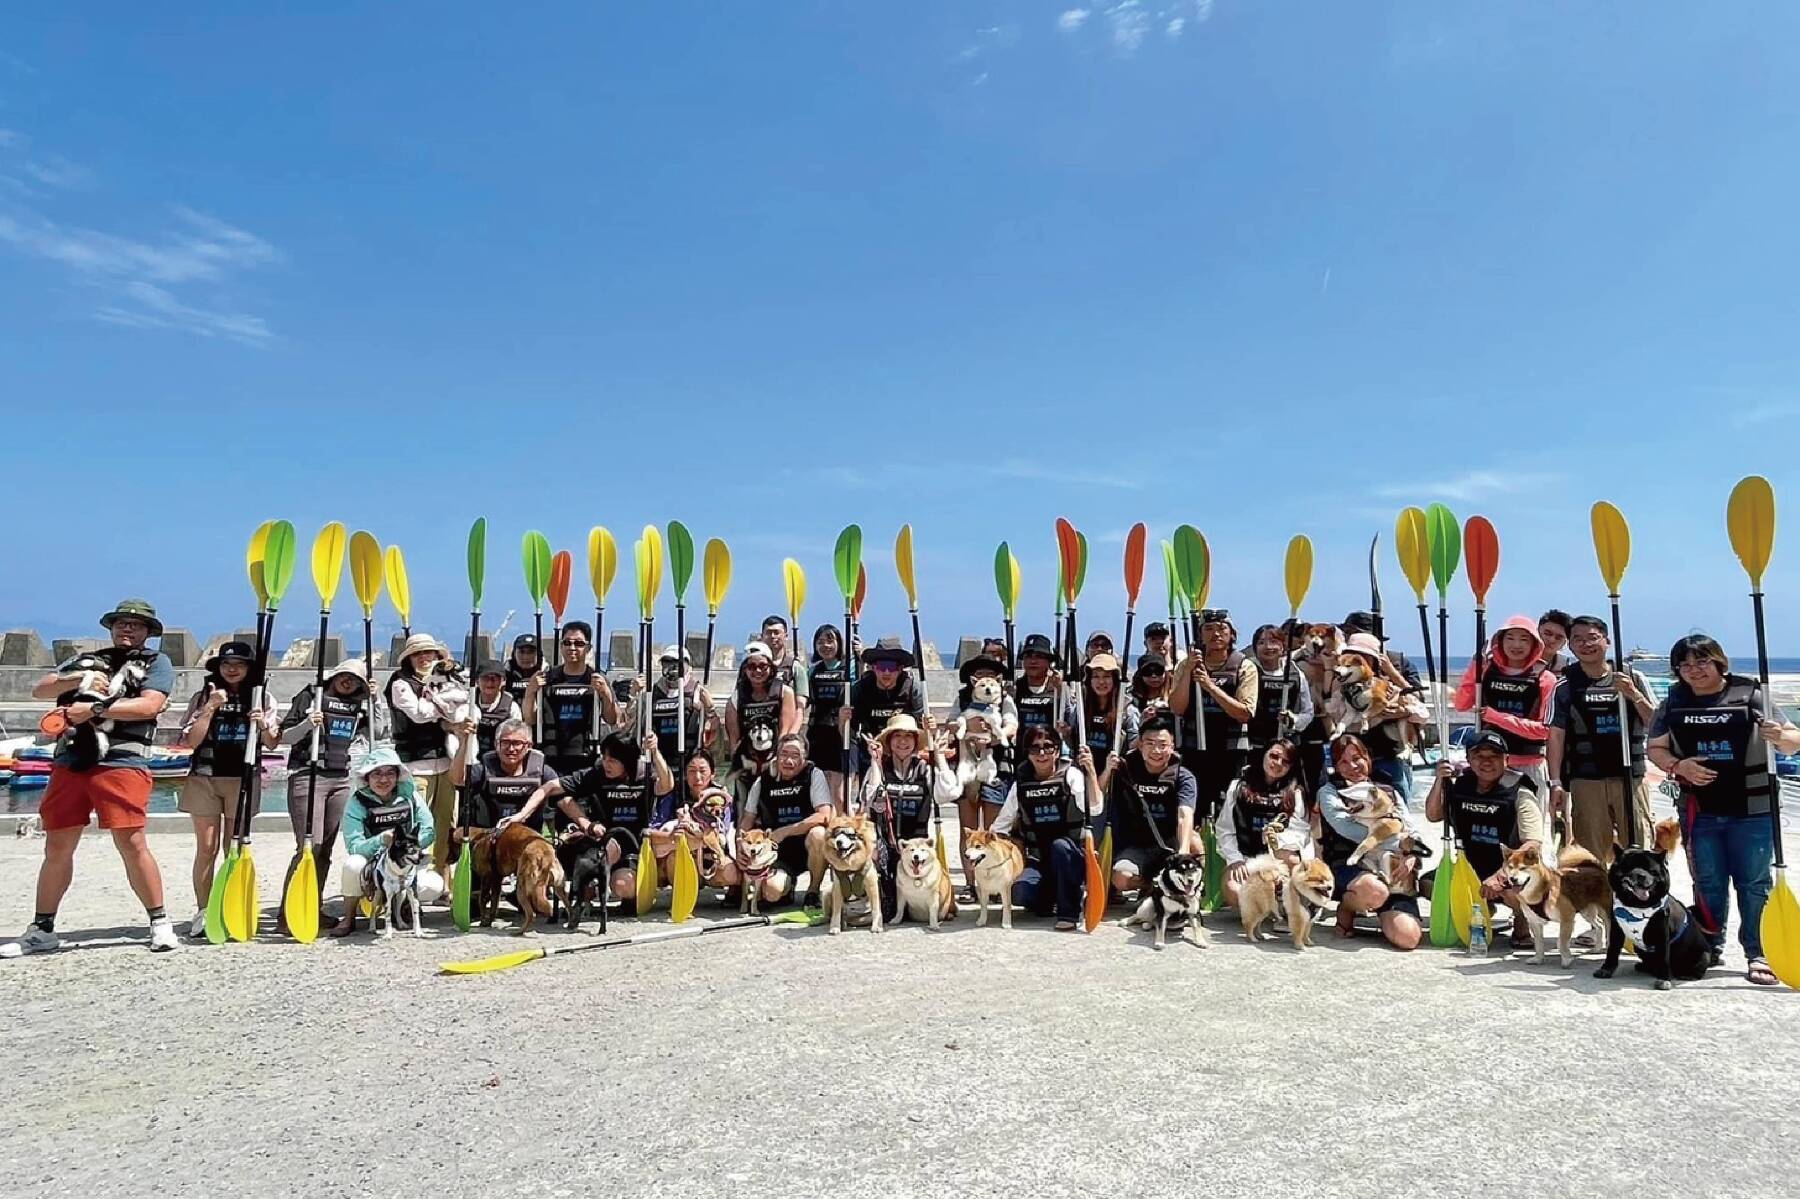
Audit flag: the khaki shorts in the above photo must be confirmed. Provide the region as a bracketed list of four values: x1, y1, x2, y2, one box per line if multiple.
[179, 773, 258, 820]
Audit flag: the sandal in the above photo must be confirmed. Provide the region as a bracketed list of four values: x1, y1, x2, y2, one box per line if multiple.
[1747, 957, 1778, 987]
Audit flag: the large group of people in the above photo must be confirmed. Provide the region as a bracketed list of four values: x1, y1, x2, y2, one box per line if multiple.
[7, 594, 1798, 989]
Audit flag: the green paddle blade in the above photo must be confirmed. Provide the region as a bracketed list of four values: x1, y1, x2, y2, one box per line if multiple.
[1173, 524, 1209, 607]
[1161, 539, 1179, 615]
[452, 841, 473, 932]
[1429, 844, 1459, 947]
[667, 521, 695, 601]
[1426, 502, 1461, 598]
[466, 518, 487, 610]
[522, 530, 552, 606]
[993, 542, 1015, 619]
[833, 525, 863, 602]
[1200, 822, 1225, 912]
[1054, 555, 1064, 617]
[261, 520, 299, 613]
[1073, 532, 1089, 600]
[205, 849, 236, 944]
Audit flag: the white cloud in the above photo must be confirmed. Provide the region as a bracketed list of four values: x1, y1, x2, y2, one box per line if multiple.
[1166, 17, 1186, 37]
[1375, 469, 1561, 503]
[1058, 9, 1091, 33]
[1107, 2, 1150, 53]
[21, 154, 90, 189]
[995, 457, 1142, 490]
[94, 281, 272, 346]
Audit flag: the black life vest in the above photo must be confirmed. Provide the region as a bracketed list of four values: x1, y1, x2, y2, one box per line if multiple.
[877, 758, 932, 843]
[1013, 770, 1082, 860]
[386, 672, 446, 764]
[1660, 676, 1772, 817]
[1559, 668, 1647, 780]
[362, 792, 413, 834]
[466, 749, 548, 827]
[575, 770, 654, 835]
[287, 686, 367, 775]
[62, 647, 164, 756]
[473, 691, 511, 758]
[192, 683, 252, 776]
[809, 659, 847, 725]
[504, 661, 538, 710]
[1015, 680, 1058, 732]
[1230, 776, 1301, 859]
[852, 674, 918, 740]
[1478, 660, 1548, 756]
[1450, 771, 1531, 879]
[648, 681, 705, 759]
[1194, 652, 1251, 753]
[734, 679, 785, 759]
[758, 764, 818, 829]
[1111, 752, 1186, 851]
[1246, 662, 1293, 749]
[1083, 697, 1121, 768]
[543, 667, 598, 757]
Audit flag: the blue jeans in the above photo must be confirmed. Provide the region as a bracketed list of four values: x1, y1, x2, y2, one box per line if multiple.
[1370, 755, 1414, 808]
[1683, 809, 1774, 959]
[1011, 836, 1085, 921]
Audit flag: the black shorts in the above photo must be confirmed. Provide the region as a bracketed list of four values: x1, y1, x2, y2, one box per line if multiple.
[774, 836, 811, 882]
[1329, 861, 1421, 918]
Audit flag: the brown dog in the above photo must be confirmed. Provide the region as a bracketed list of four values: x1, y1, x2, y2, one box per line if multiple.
[1502, 843, 1612, 966]
[1327, 653, 1412, 742]
[821, 813, 882, 935]
[963, 828, 1026, 930]
[1339, 782, 1411, 874]
[892, 837, 957, 929]
[735, 828, 780, 915]
[464, 824, 569, 935]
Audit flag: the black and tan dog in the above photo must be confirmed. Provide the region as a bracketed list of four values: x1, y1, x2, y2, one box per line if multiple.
[1596, 819, 1710, 990]
[821, 813, 883, 936]
[1119, 852, 1209, 950]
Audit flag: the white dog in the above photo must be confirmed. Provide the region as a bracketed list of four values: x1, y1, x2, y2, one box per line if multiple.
[953, 675, 1010, 786]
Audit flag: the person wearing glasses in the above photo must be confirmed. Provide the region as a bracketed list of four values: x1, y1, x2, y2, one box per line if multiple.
[1647, 634, 1800, 986]
[726, 641, 800, 801]
[1168, 609, 1257, 821]
[523, 620, 619, 778]
[991, 726, 1103, 930]
[843, 638, 927, 780]
[1546, 615, 1656, 862]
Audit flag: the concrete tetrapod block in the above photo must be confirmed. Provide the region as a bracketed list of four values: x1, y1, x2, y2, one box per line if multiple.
[953, 637, 983, 668]
[0, 630, 51, 667]
[159, 628, 201, 667]
[609, 631, 637, 671]
[52, 638, 108, 662]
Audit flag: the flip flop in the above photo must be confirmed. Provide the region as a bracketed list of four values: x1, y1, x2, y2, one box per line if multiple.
[1747, 957, 1778, 986]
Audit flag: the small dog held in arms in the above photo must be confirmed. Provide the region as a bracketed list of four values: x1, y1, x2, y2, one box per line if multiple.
[368, 820, 429, 939]
[963, 828, 1026, 930]
[891, 836, 957, 929]
[1325, 651, 1414, 743]
[821, 813, 883, 936]
[41, 652, 150, 768]
[1500, 843, 1613, 966]
[953, 675, 1010, 785]
[1596, 819, 1711, 989]
[1119, 852, 1209, 950]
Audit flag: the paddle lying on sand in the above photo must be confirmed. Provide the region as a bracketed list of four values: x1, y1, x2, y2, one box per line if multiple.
[225, 519, 297, 943]
[522, 531, 552, 746]
[439, 911, 824, 976]
[1590, 502, 1641, 848]
[283, 520, 346, 943]
[349, 530, 384, 735]
[1055, 518, 1105, 934]
[1426, 503, 1481, 947]
[452, 517, 487, 933]
[588, 526, 620, 735]
[668, 520, 699, 923]
[1727, 476, 1799, 990]
[702, 537, 731, 685]
[384, 544, 412, 638]
[208, 522, 273, 945]
[895, 524, 949, 872]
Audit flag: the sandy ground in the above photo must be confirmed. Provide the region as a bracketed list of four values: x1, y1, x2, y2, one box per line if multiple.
[2, 822, 1797, 1199]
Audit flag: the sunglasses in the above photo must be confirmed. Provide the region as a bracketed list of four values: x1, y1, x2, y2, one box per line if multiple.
[561, 639, 588, 648]
[498, 738, 532, 749]
[874, 661, 900, 671]
[1027, 744, 1059, 756]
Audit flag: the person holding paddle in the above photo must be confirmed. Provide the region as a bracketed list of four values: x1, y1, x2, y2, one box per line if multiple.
[1546, 616, 1656, 861]
[523, 619, 619, 778]
[726, 641, 798, 803]
[466, 661, 521, 758]
[806, 624, 851, 803]
[1647, 634, 1800, 985]
[275, 658, 379, 933]
[1425, 731, 1548, 950]
[1167, 609, 1256, 819]
[1338, 611, 1427, 803]
[1452, 615, 1557, 803]
[503, 634, 542, 711]
[386, 634, 464, 882]
[174, 639, 281, 938]
[1012, 633, 1065, 752]
[843, 638, 927, 778]
[760, 614, 811, 720]
[633, 645, 717, 767]
[1246, 623, 1314, 753]
[4, 600, 180, 957]
[992, 725, 1103, 930]
[1077, 653, 1135, 788]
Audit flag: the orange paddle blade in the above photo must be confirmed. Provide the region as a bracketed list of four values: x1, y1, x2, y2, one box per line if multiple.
[1464, 516, 1499, 604]
[1055, 518, 1081, 606]
[1122, 523, 1147, 606]
[547, 549, 572, 619]
[1082, 830, 1105, 931]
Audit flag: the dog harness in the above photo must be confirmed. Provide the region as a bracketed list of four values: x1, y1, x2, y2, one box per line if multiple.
[1614, 897, 1685, 948]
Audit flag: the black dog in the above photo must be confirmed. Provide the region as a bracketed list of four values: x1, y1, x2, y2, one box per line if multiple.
[1119, 852, 1210, 949]
[1596, 820, 1710, 990]
[559, 833, 613, 933]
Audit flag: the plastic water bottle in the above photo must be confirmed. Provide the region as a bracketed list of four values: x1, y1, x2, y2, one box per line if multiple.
[1467, 905, 1489, 957]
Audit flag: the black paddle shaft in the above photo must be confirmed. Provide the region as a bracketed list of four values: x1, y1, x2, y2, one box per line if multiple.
[303, 609, 329, 843]
[1751, 591, 1786, 869]
[675, 602, 687, 809]
[1607, 595, 1640, 849]
[234, 607, 277, 849]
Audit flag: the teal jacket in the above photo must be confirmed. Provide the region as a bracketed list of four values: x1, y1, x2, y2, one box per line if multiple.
[342, 780, 436, 859]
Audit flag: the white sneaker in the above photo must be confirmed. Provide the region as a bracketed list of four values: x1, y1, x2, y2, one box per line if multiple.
[0, 926, 61, 958]
[188, 910, 208, 938]
[149, 918, 180, 953]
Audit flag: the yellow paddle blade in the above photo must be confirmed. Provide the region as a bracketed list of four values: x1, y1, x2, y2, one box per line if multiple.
[636, 841, 660, 911]
[1727, 475, 1776, 588]
[246, 521, 274, 608]
[1762, 871, 1800, 989]
[1449, 854, 1486, 946]
[224, 855, 258, 942]
[704, 538, 732, 614]
[783, 558, 806, 625]
[1589, 502, 1630, 595]
[633, 537, 654, 619]
[1284, 535, 1313, 616]
[1009, 551, 1021, 618]
[586, 526, 618, 603]
[895, 524, 918, 609]
[284, 848, 320, 943]
[310, 522, 347, 611]
[1395, 507, 1431, 602]
[384, 545, 412, 626]
[642, 525, 664, 616]
[349, 531, 383, 617]
[672, 835, 699, 922]
[440, 947, 548, 975]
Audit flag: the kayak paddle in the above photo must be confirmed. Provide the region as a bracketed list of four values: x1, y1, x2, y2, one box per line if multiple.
[452, 517, 487, 933]
[1465, 515, 1500, 741]
[348, 530, 384, 734]
[439, 911, 823, 975]
[1727, 476, 1798, 989]
[1173, 524, 1209, 753]
[283, 520, 345, 943]
[636, 832, 661, 914]
[1114, 523, 1147, 763]
[226, 518, 296, 943]
[1281, 534, 1313, 735]
[702, 537, 731, 685]
[547, 548, 572, 667]
[1397, 508, 1454, 947]
[587, 526, 619, 706]
[668, 520, 699, 921]
[895, 524, 947, 872]
[522, 530, 552, 746]
[384, 545, 412, 638]
[1425, 502, 1480, 945]
[1589, 501, 1641, 848]
[993, 541, 1017, 675]
[208, 521, 273, 945]
[1055, 518, 1104, 934]
[1160, 538, 1179, 659]
[833, 525, 862, 695]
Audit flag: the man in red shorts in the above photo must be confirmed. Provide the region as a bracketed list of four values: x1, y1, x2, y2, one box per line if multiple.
[3, 599, 180, 956]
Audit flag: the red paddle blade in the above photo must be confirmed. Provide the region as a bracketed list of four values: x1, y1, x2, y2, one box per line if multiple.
[1464, 516, 1499, 604]
[547, 549, 573, 618]
[853, 562, 868, 619]
[1055, 517, 1081, 605]
[1122, 523, 1147, 606]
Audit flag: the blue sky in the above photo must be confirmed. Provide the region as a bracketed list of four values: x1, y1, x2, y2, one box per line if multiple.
[3, 3, 1798, 659]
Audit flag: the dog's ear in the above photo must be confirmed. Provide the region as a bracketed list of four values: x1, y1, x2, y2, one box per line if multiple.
[1610, 841, 1627, 865]
[1652, 819, 1680, 857]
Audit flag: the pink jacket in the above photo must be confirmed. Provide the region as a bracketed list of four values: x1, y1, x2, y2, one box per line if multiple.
[1452, 614, 1555, 762]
